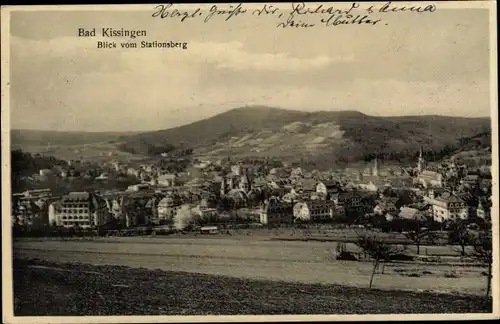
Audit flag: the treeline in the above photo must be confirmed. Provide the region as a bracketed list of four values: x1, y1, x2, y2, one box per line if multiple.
[361, 144, 458, 163]
[458, 132, 492, 149]
[117, 140, 176, 156]
[11, 149, 67, 177]
[117, 139, 194, 157]
[157, 157, 191, 173]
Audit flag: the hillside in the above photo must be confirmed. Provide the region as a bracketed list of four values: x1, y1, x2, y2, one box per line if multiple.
[119, 106, 491, 165]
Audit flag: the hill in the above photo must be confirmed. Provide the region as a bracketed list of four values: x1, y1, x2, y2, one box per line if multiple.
[118, 106, 491, 165]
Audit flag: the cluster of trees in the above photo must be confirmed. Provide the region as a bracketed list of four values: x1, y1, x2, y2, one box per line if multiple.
[11, 150, 67, 193]
[457, 131, 492, 149]
[361, 144, 458, 164]
[157, 157, 191, 174]
[117, 141, 176, 156]
[11, 150, 66, 176]
[354, 218, 492, 297]
[117, 138, 194, 158]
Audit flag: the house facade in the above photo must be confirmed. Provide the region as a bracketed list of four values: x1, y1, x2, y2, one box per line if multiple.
[259, 198, 293, 225]
[431, 192, 468, 222]
[52, 191, 110, 228]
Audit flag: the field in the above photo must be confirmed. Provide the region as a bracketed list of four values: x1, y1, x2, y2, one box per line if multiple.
[13, 236, 490, 298]
[12, 258, 492, 316]
[11, 141, 146, 163]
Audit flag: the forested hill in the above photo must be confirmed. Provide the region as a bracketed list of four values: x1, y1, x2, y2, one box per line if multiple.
[117, 106, 491, 164]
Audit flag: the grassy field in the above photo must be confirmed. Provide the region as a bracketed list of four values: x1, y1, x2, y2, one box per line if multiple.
[11, 141, 146, 163]
[13, 258, 492, 315]
[13, 237, 489, 297]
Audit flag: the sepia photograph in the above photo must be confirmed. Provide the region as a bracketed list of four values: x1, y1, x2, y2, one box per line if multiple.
[1, 1, 498, 322]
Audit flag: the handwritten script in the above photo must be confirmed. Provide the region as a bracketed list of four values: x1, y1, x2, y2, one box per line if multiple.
[151, 2, 437, 28]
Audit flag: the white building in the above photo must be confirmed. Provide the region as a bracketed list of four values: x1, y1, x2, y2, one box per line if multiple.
[52, 192, 110, 228]
[417, 170, 444, 188]
[158, 174, 176, 187]
[157, 196, 182, 222]
[430, 192, 468, 222]
[293, 201, 335, 222]
[231, 164, 242, 176]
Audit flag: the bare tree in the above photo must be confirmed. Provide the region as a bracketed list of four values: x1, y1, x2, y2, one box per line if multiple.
[404, 221, 439, 255]
[355, 234, 406, 288]
[470, 230, 493, 298]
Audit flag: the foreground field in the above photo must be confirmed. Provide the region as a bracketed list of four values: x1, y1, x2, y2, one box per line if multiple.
[13, 259, 492, 315]
[13, 237, 489, 297]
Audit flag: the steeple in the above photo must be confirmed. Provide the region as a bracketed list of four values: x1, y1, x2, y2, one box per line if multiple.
[372, 158, 379, 177]
[417, 147, 425, 173]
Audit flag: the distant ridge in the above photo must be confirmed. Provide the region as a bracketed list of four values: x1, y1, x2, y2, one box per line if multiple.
[11, 129, 139, 147]
[116, 106, 491, 163]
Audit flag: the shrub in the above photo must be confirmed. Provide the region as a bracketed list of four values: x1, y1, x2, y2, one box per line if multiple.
[444, 270, 459, 278]
[336, 251, 358, 261]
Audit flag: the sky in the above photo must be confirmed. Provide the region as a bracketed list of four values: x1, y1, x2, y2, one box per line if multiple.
[9, 4, 492, 132]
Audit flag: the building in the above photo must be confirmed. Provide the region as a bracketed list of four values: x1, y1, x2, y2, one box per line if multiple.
[373, 200, 398, 216]
[476, 200, 491, 220]
[398, 207, 426, 221]
[372, 158, 379, 177]
[462, 171, 480, 186]
[121, 192, 159, 226]
[14, 199, 48, 228]
[13, 189, 52, 200]
[424, 187, 447, 202]
[235, 208, 261, 223]
[417, 147, 426, 173]
[192, 205, 219, 224]
[358, 179, 389, 192]
[259, 198, 293, 225]
[127, 183, 151, 192]
[146, 196, 162, 225]
[417, 170, 444, 188]
[157, 195, 182, 223]
[293, 200, 335, 223]
[52, 191, 110, 228]
[48, 202, 61, 226]
[39, 169, 54, 177]
[290, 167, 303, 178]
[220, 173, 237, 196]
[239, 173, 251, 193]
[430, 192, 468, 222]
[337, 192, 363, 210]
[158, 174, 177, 187]
[231, 164, 242, 176]
[292, 179, 316, 199]
[316, 181, 341, 199]
[200, 226, 219, 234]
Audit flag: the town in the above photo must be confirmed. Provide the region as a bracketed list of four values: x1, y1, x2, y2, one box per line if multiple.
[12, 146, 492, 237]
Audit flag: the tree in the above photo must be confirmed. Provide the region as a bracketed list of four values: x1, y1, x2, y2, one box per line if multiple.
[404, 221, 439, 254]
[355, 234, 407, 288]
[470, 231, 493, 298]
[448, 220, 473, 257]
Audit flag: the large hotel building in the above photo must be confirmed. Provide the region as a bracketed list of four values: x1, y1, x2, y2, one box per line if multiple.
[49, 191, 110, 228]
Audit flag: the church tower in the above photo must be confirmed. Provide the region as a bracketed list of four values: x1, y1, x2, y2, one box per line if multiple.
[220, 177, 227, 196]
[417, 147, 426, 173]
[372, 158, 379, 177]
